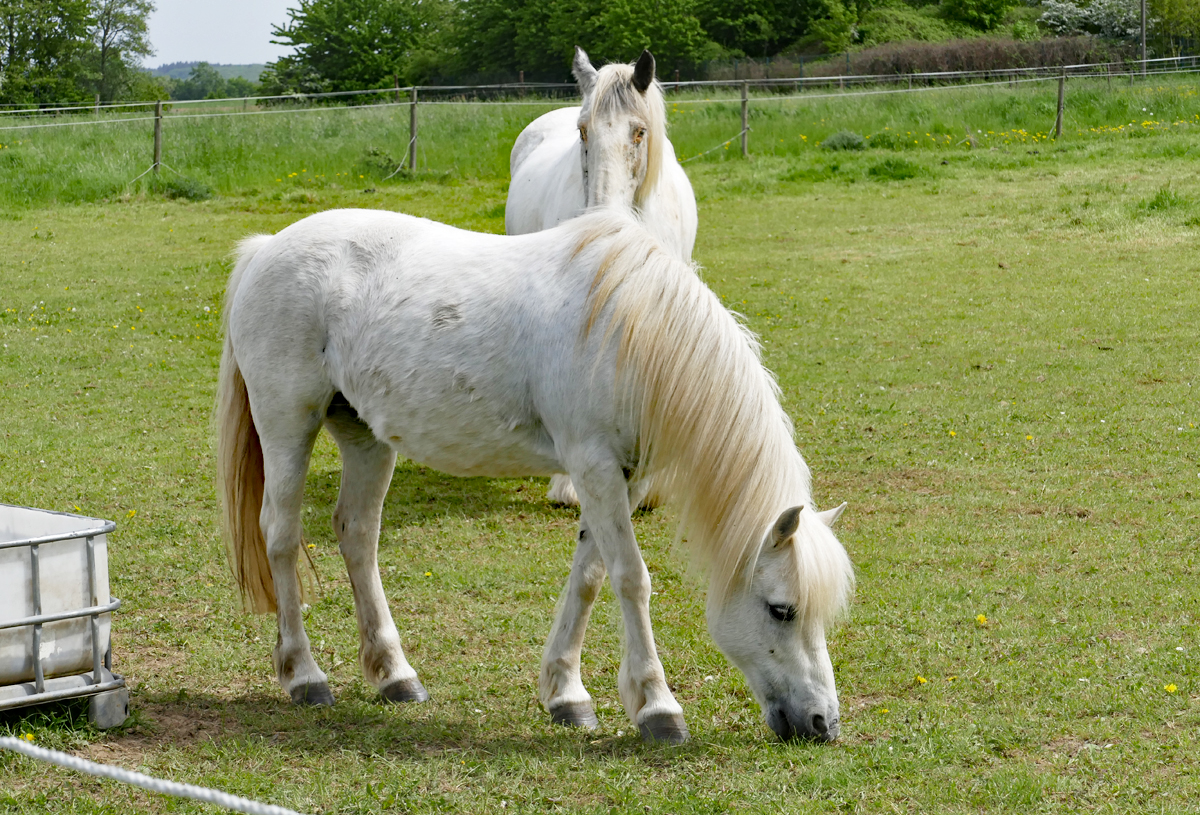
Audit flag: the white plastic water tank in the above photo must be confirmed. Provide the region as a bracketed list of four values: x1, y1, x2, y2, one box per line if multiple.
[0, 504, 113, 684]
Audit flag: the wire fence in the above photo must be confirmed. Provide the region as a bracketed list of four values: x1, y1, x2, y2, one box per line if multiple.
[1, 54, 1198, 193]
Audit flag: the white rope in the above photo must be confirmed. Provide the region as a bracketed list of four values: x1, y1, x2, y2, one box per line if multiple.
[679, 127, 750, 162]
[127, 163, 156, 184]
[0, 736, 311, 815]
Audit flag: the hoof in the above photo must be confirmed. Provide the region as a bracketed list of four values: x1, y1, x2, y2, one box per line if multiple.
[548, 701, 599, 729]
[290, 682, 335, 706]
[380, 677, 430, 703]
[638, 711, 689, 745]
[547, 474, 580, 506]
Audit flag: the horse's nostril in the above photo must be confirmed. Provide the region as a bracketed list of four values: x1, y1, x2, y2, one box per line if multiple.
[811, 714, 828, 735]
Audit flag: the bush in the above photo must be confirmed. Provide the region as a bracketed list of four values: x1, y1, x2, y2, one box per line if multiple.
[858, 6, 964, 47]
[1040, 0, 1141, 39]
[803, 35, 1127, 77]
[823, 130, 867, 150]
[868, 157, 927, 180]
[1135, 183, 1192, 215]
[942, 0, 1020, 31]
[155, 176, 212, 201]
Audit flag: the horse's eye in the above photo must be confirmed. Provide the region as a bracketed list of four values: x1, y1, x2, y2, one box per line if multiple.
[579, 126, 588, 143]
[633, 127, 646, 144]
[768, 603, 797, 622]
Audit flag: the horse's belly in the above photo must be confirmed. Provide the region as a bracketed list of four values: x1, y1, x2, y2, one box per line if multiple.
[351, 384, 560, 478]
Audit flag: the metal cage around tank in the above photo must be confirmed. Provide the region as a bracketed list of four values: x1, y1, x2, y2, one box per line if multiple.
[0, 505, 128, 727]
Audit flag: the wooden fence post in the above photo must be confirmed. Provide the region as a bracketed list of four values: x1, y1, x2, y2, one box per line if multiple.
[1054, 74, 1065, 139]
[153, 100, 162, 175]
[408, 87, 418, 171]
[93, 94, 100, 116]
[741, 81, 749, 158]
[1140, 0, 1147, 74]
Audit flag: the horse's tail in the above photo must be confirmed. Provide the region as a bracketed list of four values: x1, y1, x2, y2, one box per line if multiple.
[216, 235, 277, 614]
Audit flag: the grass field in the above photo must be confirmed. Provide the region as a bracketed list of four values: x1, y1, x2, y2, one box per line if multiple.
[1, 90, 1199, 812]
[2, 72, 1199, 208]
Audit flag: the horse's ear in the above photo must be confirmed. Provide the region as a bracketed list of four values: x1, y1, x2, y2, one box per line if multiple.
[573, 46, 598, 95]
[632, 49, 656, 93]
[815, 502, 847, 528]
[771, 506, 803, 547]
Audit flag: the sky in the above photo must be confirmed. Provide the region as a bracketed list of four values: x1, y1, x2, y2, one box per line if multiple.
[146, 0, 297, 67]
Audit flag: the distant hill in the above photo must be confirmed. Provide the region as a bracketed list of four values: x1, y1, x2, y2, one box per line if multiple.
[148, 62, 266, 82]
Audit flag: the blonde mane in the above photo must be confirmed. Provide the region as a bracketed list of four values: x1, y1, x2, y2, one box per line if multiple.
[571, 214, 853, 622]
[588, 64, 667, 207]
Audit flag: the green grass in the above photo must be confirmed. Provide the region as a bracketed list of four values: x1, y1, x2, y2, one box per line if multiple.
[1, 73, 1198, 209]
[1, 112, 1200, 813]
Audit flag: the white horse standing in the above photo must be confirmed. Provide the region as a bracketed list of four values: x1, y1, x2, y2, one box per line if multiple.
[506, 48, 697, 259]
[508, 47, 699, 505]
[217, 208, 853, 743]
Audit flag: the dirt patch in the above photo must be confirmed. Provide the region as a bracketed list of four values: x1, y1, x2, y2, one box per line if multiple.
[1031, 735, 1121, 771]
[79, 700, 241, 764]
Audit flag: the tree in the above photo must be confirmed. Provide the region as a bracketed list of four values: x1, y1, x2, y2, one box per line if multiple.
[169, 61, 228, 100]
[694, 0, 818, 58]
[85, 0, 154, 102]
[454, 0, 712, 79]
[809, 0, 856, 51]
[1153, 0, 1200, 43]
[0, 0, 92, 104]
[942, 0, 1018, 30]
[265, 0, 451, 92]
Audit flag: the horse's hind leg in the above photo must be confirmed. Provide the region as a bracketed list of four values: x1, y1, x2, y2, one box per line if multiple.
[258, 418, 331, 705]
[540, 526, 606, 728]
[325, 398, 428, 703]
[551, 473, 661, 511]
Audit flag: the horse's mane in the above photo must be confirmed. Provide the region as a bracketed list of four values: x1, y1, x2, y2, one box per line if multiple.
[570, 213, 853, 622]
[588, 64, 667, 208]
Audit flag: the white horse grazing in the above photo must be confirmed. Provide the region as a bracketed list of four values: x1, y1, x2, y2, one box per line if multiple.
[508, 47, 699, 507]
[216, 207, 853, 743]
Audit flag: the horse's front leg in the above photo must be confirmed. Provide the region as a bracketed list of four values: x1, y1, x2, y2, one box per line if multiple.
[572, 460, 688, 744]
[326, 406, 428, 703]
[540, 526, 606, 727]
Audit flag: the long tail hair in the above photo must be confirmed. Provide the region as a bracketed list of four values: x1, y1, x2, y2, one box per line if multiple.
[215, 235, 277, 614]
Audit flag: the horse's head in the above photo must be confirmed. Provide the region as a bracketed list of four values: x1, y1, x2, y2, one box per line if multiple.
[706, 503, 853, 742]
[572, 46, 665, 212]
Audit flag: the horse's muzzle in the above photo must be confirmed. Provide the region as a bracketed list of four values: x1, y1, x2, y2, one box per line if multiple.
[767, 706, 840, 742]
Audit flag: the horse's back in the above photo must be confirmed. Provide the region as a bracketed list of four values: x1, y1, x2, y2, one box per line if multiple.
[507, 108, 585, 236]
[509, 106, 580, 175]
[227, 209, 620, 478]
